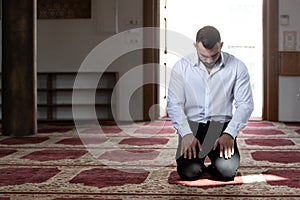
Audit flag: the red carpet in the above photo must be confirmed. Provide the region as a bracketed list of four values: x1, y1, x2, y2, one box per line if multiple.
[0, 121, 300, 199]
[0, 136, 50, 145]
[0, 168, 60, 186]
[69, 168, 150, 188]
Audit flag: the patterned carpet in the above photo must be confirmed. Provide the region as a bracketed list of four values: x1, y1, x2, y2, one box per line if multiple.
[0, 121, 300, 199]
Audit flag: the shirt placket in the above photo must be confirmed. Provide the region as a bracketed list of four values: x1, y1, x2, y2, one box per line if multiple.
[204, 76, 211, 121]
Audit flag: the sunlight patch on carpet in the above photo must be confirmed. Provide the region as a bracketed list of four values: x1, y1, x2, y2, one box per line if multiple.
[168, 171, 243, 188]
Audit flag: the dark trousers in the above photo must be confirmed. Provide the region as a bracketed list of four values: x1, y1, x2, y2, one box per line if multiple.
[176, 121, 240, 181]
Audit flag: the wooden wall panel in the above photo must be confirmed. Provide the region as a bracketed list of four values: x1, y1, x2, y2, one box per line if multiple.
[280, 52, 300, 75]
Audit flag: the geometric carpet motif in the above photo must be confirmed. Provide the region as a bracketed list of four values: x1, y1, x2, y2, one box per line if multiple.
[98, 149, 160, 162]
[0, 121, 300, 199]
[242, 129, 285, 135]
[0, 167, 60, 187]
[69, 168, 150, 188]
[0, 136, 50, 145]
[0, 149, 18, 158]
[21, 149, 88, 161]
[251, 151, 300, 163]
[245, 138, 295, 146]
[119, 137, 169, 146]
[262, 169, 300, 188]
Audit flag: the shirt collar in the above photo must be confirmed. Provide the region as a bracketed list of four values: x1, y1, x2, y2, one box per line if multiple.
[192, 51, 225, 69]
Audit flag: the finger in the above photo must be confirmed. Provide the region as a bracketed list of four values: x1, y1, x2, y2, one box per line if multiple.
[224, 148, 228, 159]
[183, 149, 187, 159]
[227, 147, 232, 159]
[192, 146, 197, 158]
[219, 147, 223, 158]
[231, 145, 235, 156]
[188, 148, 192, 159]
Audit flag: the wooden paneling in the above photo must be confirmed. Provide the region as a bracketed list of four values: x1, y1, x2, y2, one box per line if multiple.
[280, 52, 300, 75]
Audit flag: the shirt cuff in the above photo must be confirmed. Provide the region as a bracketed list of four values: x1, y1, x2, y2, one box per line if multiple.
[224, 126, 237, 138]
[177, 125, 192, 137]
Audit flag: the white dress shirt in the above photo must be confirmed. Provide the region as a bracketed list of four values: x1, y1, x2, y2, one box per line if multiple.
[167, 51, 254, 138]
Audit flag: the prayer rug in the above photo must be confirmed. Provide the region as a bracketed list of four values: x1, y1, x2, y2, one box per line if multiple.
[0, 121, 299, 199]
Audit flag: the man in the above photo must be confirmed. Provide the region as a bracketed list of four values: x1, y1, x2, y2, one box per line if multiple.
[167, 25, 254, 181]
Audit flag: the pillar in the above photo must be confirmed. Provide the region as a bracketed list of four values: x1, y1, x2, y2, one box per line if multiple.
[2, 0, 37, 136]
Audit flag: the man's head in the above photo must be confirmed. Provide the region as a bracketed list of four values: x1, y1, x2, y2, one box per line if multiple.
[194, 25, 223, 68]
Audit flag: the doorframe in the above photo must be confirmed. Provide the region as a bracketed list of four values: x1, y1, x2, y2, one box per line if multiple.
[262, 0, 279, 121]
[143, 0, 160, 121]
[143, 0, 279, 121]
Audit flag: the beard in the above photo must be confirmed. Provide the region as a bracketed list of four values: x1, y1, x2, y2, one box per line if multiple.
[203, 62, 215, 69]
[200, 55, 221, 69]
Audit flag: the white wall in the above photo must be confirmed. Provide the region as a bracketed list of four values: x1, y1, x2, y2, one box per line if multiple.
[278, 0, 300, 121]
[279, 0, 300, 51]
[37, 0, 144, 121]
[37, 0, 143, 72]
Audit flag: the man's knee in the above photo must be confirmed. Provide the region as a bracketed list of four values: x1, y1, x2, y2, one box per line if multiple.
[215, 165, 237, 181]
[213, 160, 239, 181]
[177, 162, 204, 181]
[176, 156, 205, 181]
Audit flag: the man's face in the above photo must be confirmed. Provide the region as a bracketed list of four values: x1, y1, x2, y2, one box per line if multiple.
[194, 42, 223, 68]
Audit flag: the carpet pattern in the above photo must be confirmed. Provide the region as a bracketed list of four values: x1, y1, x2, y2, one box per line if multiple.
[0, 121, 299, 199]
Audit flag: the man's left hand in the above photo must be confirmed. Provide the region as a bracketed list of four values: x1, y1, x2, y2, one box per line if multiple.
[213, 133, 234, 159]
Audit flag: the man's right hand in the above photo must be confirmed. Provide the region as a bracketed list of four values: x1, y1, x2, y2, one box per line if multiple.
[182, 133, 202, 159]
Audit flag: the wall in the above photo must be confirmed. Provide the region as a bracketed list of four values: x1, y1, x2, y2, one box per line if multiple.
[278, 0, 300, 121]
[36, 0, 144, 121]
[38, 0, 143, 72]
[279, 0, 300, 51]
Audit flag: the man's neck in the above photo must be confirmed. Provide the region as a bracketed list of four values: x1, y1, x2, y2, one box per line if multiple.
[206, 66, 213, 74]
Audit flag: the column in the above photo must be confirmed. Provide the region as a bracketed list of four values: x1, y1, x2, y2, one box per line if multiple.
[2, 0, 37, 136]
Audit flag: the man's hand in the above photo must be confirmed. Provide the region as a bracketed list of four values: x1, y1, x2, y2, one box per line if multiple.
[213, 133, 234, 159]
[182, 133, 202, 159]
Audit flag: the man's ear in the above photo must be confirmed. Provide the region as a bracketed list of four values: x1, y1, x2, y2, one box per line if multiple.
[220, 42, 224, 49]
[193, 42, 198, 49]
